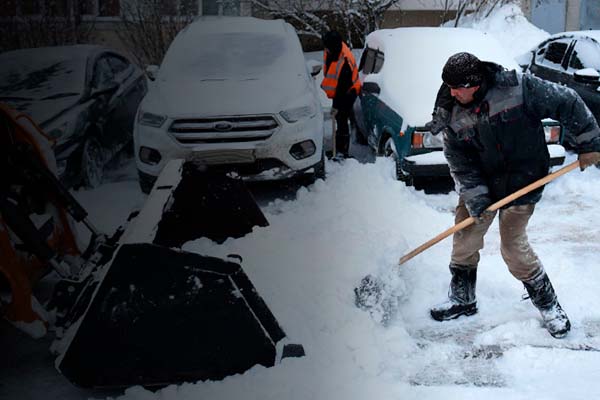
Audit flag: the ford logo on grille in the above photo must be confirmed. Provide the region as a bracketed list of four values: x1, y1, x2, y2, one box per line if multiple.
[214, 122, 233, 132]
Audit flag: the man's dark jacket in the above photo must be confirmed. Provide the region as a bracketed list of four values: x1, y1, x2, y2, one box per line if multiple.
[442, 62, 600, 217]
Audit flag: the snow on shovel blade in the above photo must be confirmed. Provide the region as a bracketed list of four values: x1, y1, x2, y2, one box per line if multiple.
[354, 274, 399, 326]
[57, 243, 303, 388]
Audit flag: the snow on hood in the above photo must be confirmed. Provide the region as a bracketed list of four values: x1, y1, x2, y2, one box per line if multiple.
[0, 45, 92, 100]
[6, 96, 81, 127]
[149, 72, 311, 118]
[0, 45, 103, 125]
[364, 27, 518, 127]
[145, 17, 311, 117]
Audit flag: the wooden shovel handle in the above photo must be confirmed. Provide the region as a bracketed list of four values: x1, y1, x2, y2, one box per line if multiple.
[398, 160, 580, 265]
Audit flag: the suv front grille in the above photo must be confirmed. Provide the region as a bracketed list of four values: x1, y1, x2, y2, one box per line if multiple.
[169, 116, 279, 144]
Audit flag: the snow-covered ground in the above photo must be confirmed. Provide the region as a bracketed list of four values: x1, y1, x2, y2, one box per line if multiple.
[3, 4, 600, 400]
[37, 152, 600, 400]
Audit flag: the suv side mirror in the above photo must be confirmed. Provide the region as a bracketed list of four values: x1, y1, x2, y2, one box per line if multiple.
[574, 68, 600, 84]
[362, 81, 381, 95]
[146, 65, 159, 81]
[305, 59, 322, 77]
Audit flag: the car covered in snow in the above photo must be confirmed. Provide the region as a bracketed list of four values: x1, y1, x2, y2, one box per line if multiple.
[0, 45, 147, 187]
[134, 17, 325, 193]
[518, 30, 600, 144]
[353, 27, 566, 185]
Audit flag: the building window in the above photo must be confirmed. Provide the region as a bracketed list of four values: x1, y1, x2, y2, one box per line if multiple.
[98, 0, 120, 16]
[21, 0, 42, 15]
[202, 0, 240, 16]
[46, 0, 68, 16]
[162, 0, 199, 16]
[80, 0, 96, 15]
[1, 0, 17, 16]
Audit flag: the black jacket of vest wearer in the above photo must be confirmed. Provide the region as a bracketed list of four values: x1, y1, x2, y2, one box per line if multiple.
[442, 62, 600, 217]
[326, 50, 356, 111]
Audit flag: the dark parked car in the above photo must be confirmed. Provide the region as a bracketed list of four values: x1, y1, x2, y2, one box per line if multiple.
[0, 45, 147, 187]
[519, 30, 600, 144]
[354, 27, 566, 188]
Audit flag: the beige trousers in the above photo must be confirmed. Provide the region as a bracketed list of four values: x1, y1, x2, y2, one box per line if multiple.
[451, 199, 543, 281]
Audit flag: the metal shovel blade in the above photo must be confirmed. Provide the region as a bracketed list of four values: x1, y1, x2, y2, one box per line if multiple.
[57, 243, 301, 388]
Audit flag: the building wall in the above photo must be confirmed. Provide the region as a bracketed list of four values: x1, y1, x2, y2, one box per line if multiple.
[382, 10, 457, 28]
[566, 0, 581, 30]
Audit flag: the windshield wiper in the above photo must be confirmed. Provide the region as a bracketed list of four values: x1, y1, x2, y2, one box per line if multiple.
[40, 92, 80, 100]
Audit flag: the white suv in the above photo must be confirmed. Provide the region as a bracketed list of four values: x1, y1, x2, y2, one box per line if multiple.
[134, 17, 325, 193]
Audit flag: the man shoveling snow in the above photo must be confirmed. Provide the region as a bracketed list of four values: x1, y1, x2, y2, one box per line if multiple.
[430, 52, 600, 338]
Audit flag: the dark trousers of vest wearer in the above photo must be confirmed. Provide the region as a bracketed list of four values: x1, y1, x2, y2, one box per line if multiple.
[451, 199, 543, 281]
[333, 92, 357, 157]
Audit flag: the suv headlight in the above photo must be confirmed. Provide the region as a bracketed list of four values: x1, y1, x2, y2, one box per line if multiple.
[280, 105, 316, 123]
[138, 110, 167, 127]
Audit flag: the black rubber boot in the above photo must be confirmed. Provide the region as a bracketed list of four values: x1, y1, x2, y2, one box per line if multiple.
[430, 264, 478, 321]
[523, 271, 571, 338]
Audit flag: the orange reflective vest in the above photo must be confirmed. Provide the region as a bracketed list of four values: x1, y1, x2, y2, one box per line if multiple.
[320, 42, 361, 99]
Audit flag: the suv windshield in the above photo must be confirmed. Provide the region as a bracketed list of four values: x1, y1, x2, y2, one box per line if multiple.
[162, 32, 288, 80]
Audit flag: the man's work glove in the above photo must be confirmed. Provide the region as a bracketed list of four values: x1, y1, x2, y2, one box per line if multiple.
[424, 107, 450, 135]
[465, 194, 493, 225]
[578, 151, 600, 171]
[474, 209, 495, 225]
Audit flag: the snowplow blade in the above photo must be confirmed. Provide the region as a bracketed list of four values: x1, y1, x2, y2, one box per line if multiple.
[56, 160, 302, 388]
[58, 243, 301, 388]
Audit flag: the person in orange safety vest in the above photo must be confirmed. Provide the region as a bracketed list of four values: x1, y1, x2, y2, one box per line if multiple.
[321, 30, 361, 159]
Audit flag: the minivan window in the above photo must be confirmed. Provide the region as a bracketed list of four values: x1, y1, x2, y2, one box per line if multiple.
[373, 51, 384, 73]
[362, 48, 376, 74]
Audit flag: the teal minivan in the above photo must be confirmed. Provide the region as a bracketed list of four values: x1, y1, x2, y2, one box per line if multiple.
[353, 27, 566, 185]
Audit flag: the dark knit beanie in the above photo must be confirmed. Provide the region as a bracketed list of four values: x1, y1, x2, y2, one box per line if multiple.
[442, 52, 484, 88]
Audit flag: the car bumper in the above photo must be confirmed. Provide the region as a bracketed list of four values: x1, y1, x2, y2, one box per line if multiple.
[134, 114, 323, 181]
[402, 144, 566, 178]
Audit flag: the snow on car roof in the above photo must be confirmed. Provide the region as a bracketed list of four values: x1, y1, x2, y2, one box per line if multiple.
[364, 27, 519, 127]
[0, 45, 101, 99]
[548, 30, 600, 43]
[184, 16, 293, 35]
[160, 17, 306, 81]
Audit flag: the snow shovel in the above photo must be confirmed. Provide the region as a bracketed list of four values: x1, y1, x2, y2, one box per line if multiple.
[332, 113, 337, 159]
[355, 160, 580, 316]
[327, 109, 337, 159]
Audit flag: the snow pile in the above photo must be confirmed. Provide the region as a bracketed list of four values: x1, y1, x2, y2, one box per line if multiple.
[447, 3, 550, 60]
